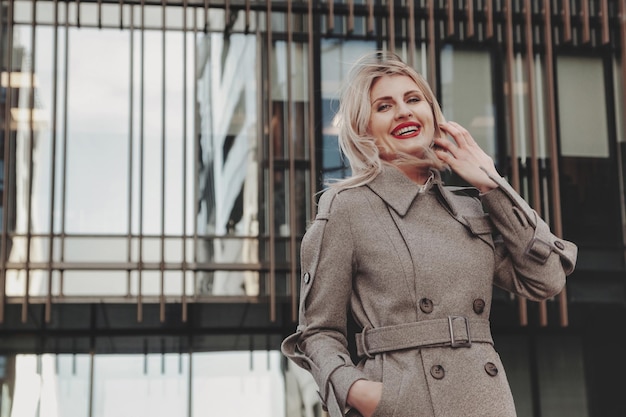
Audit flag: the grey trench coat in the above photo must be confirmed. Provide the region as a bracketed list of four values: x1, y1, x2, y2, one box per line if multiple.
[281, 165, 577, 417]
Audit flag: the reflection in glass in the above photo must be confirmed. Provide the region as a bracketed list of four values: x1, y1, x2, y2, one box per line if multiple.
[0, 351, 287, 417]
[195, 33, 260, 296]
[557, 56, 621, 248]
[320, 40, 375, 183]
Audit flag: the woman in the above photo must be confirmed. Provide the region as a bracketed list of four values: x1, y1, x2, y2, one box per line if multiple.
[281, 51, 577, 417]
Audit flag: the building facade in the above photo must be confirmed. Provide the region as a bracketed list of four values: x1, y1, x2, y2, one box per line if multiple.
[0, 0, 624, 416]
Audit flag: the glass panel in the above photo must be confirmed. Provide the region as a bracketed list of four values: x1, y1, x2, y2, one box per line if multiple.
[4, 268, 48, 296]
[3, 23, 56, 243]
[320, 40, 376, 184]
[1, 351, 292, 417]
[557, 55, 621, 248]
[195, 33, 259, 239]
[79, 3, 100, 27]
[496, 335, 533, 417]
[557, 56, 609, 158]
[94, 354, 190, 417]
[12, 0, 32, 25]
[440, 46, 496, 159]
[63, 270, 128, 297]
[64, 28, 129, 235]
[191, 351, 284, 417]
[63, 237, 128, 263]
[536, 334, 589, 417]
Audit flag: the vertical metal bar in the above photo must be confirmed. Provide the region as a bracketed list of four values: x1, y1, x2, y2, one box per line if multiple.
[600, 0, 609, 44]
[225, 0, 230, 26]
[0, 0, 14, 323]
[22, 0, 38, 324]
[181, 0, 188, 323]
[427, 0, 436, 92]
[408, 0, 416, 67]
[60, 0, 69, 298]
[76, 0, 81, 28]
[615, 0, 626, 267]
[127, 2, 135, 298]
[543, 0, 568, 327]
[580, 0, 590, 44]
[447, 0, 455, 37]
[46, 0, 60, 323]
[327, 0, 334, 33]
[203, 0, 209, 33]
[347, 0, 354, 33]
[305, 0, 316, 321]
[388, 0, 395, 51]
[138, 0, 146, 322]
[562, 0, 571, 42]
[119, 0, 123, 30]
[367, 0, 374, 34]
[267, 0, 276, 321]
[97, 0, 102, 29]
[192, 6, 199, 302]
[187, 350, 192, 417]
[524, 0, 546, 326]
[466, 0, 474, 38]
[88, 350, 94, 417]
[505, 0, 526, 326]
[245, 0, 250, 33]
[505, 0, 520, 190]
[485, 0, 493, 39]
[621, 1, 626, 148]
[159, 0, 167, 323]
[286, 0, 297, 323]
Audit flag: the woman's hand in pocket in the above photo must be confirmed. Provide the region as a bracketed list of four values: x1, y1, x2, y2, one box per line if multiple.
[347, 379, 383, 417]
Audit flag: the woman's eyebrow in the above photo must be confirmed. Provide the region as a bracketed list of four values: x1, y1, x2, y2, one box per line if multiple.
[372, 90, 423, 103]
[404, 89, 423, 97]
[371, 95, 392, 104]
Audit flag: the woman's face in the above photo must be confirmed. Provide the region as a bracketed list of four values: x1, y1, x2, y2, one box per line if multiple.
[368, 74, 436, 157]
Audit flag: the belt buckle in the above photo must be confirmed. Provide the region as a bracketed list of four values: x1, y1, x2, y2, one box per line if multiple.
[448, 315, 471, 348]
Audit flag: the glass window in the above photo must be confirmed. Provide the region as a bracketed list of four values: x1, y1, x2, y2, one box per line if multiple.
[1, 351, 287, 417]
[440, 46, 496, 159]
[536, 334, 589, 417]
[556, 55, 622, 248]
[319, 40, 376, 184]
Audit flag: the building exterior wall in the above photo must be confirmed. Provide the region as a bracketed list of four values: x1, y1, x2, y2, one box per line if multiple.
[0, 1, 625, 416]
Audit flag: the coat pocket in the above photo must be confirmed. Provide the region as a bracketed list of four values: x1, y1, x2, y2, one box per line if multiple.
[370, 360, 406, 417]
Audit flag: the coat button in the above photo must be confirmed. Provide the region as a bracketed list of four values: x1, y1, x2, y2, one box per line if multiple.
[430, 365, 445, 379]
[484, 362, 498, 376]
[554, 240, 565, 250]
[303, 272, 311, 284]
[419, 298, 434, 314]
[473, 298, 486, 314]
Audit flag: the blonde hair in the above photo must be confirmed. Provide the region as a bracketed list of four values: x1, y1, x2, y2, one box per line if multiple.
[329, 51, 446, 190]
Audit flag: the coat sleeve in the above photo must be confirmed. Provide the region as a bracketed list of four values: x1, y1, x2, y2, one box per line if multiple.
[479, 172, 578, 301]
[281, 189, 367, 417]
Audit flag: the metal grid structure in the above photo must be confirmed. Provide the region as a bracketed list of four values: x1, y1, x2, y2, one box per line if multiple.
[0, 0, 624, 332]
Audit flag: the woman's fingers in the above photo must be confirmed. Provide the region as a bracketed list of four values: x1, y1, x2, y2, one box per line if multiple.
[434, 121, 500, 193]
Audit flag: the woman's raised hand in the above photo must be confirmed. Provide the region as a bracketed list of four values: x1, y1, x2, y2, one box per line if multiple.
[433, 121, 500, 194]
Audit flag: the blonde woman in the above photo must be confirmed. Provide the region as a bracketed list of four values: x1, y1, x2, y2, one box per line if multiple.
[282, 51, 577, 417]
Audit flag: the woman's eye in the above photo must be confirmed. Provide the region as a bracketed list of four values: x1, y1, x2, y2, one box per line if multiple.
[377, 104, 391, 111]
[408, 97, 421, 103]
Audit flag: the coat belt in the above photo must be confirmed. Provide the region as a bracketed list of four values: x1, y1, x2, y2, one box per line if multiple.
[355, 316, 493, 358]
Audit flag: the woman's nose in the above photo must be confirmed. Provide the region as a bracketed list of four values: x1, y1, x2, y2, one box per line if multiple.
[395, 103, 412, 119]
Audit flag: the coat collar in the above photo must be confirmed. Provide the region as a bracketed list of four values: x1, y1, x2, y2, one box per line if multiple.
[366, 164, 447, 217]
[366, 164, 471, 219]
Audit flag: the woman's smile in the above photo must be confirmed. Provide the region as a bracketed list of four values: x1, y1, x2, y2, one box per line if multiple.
[391, 121, 422, 139]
